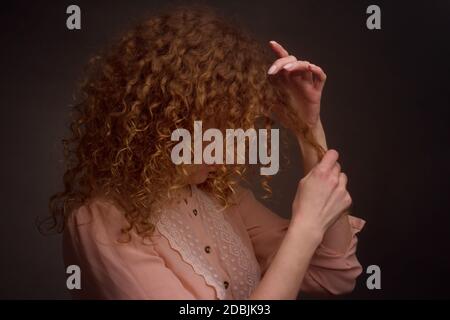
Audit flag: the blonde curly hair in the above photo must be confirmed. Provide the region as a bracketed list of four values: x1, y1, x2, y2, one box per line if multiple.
[46, 6, 316, 239]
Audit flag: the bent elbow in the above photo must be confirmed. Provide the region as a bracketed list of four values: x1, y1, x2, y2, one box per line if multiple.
[328, 263, 363, 295]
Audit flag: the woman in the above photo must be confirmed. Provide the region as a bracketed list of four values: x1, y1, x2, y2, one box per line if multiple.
[49, 6, 365, 299]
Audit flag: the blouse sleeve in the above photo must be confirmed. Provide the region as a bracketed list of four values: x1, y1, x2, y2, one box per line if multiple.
[63, 199, 196, 300]
[236, 187, 366, 296]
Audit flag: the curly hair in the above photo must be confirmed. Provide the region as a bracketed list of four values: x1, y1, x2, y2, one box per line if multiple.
[46, 5, 321, 240]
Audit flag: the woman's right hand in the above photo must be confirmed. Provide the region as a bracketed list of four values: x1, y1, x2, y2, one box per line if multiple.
[250, 149, 353, 299]
[291, 149, 352, 239]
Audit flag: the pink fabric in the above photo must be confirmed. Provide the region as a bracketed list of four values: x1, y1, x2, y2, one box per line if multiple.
[63, 187, 365, 299]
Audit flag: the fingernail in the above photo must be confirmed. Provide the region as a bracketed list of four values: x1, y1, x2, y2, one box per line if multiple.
[283, 63, 293, 70]
[268, 65, 277, 74]
[270, 40, 277, 45]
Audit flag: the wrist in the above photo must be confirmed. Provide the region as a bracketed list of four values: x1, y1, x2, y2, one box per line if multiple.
[295, 118, 325, 141]
[288, 215, 324, 247]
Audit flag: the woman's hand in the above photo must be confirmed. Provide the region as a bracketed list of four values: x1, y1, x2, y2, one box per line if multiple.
[268, 40, 327, 129]
[291, 149, 352, 238]
[251, 149, 352, 299]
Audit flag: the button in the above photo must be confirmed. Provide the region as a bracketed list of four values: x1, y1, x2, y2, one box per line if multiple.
[224, 281, 229, 289]
[193, 209, 198, 216]
[204, 246, 211, 253]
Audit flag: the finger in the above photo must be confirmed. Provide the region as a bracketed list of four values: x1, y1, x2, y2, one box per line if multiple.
[282, 60, 311, 72]
[339, 172, 348, 188]
[309, 64, 326, 81]
[323, 173, 350, 218]
[268, 55, 297, 75]
[283, 60, 314, 82]
[309, 64, 327, 88]
[331, 162, 341, 178]
[335, 173, 350, 212]
[317, 149, 339, 172]
[269, 40, 289, 58]
[323, 187, 351, 223]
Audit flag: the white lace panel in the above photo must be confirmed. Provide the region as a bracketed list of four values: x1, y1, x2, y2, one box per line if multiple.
[155, 185, 261, 300]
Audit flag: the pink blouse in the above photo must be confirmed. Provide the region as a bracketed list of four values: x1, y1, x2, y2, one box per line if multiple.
[63, 185, 365, 299]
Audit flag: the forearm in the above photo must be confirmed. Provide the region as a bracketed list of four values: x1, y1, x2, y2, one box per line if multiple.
[249, 220, 322, 300]
[296, 119, 328, 174]
[295, 119, 353, 253]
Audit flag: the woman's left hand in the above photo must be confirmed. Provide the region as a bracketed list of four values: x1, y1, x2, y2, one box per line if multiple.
[268, 41, 327, 129]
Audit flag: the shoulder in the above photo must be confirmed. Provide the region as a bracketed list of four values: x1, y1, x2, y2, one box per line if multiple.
[229, 185, 267, 217]
[66, 196, 130, 244]
[230, 185, 290, 226]
[69, 196, 126, 225]
[231, 185, 256, 205]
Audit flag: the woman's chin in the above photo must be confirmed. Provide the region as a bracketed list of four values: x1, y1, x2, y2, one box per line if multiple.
[187, 174, 209, 185]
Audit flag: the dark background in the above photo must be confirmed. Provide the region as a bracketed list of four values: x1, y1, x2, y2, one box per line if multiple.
[1, 0, 449, 299]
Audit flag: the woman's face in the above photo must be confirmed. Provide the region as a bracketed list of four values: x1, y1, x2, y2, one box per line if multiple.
[185, 164, 218, 185]
[183, 118, 220, 185]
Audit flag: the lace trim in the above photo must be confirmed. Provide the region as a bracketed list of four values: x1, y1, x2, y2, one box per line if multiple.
[154, 185, 260, 299]
[156, 209, 226, 299]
